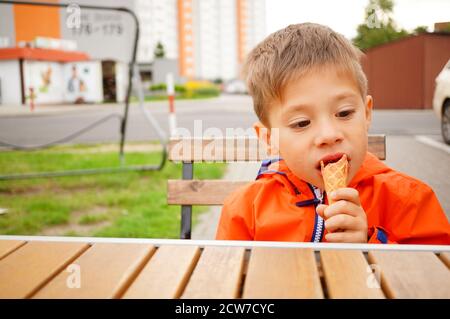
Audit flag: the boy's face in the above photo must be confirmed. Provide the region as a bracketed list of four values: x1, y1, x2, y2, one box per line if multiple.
[257, 65, 373, 190]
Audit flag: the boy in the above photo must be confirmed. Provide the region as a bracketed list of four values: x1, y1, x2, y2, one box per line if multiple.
[215, 23, 450, 244]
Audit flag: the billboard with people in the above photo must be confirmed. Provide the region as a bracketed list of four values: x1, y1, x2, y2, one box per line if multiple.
[64, 62, 103, 103]
[23, 61, 64, 104]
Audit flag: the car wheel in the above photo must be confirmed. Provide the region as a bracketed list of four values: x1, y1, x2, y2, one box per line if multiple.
[442, 100, 450, 145]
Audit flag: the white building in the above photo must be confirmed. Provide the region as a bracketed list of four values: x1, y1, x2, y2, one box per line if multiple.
[242, 0, 266, 58]
[135, 0, 265, 81]
[193, 0, 238, 81]
[134, 0, 179, 63]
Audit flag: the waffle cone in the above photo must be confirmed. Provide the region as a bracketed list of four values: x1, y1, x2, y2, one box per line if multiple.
[321, 154, 348, 205]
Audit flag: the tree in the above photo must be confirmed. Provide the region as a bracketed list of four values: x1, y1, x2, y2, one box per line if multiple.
[413, 26, 429, 34]
[353, 0, 408, 50]
[154, 41, 166, 59]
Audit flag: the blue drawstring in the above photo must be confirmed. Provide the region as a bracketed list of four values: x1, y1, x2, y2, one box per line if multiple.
[295, 198, 321, 207]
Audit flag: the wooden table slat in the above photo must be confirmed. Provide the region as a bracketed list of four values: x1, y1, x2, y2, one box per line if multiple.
[320, 250, 384, 299]
[439, 252, 450, 268]
[33, 243, 155, 299]
[0, 238, 448, 299]
[0, 240, 26, 260]
[123, 245, 200, 299]
[243, 248, 323, 298]
[181, 246, 245, 299]
[0, 241, 89, 299]
[368, 251, 450, 298]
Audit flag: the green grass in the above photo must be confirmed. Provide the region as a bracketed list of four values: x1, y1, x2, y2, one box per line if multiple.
[78, 213, 109, 225]
[0, 144, 226, 238]
[130, 94, 220, 103]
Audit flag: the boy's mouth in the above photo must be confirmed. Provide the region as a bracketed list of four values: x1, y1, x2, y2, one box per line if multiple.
[316, 153, 349, 171]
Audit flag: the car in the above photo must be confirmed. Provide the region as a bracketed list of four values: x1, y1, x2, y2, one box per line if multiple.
[433, 59, 450, 145]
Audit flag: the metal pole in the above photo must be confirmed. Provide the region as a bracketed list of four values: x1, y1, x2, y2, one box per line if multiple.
[116, 7, 140, 165]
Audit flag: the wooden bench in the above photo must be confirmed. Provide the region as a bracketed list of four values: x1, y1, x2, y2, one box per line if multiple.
[167, 135, 386, 239]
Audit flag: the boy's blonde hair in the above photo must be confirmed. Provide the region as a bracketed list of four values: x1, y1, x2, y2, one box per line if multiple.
[242, 23, 367, 126]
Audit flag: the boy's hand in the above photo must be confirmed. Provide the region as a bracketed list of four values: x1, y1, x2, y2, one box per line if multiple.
[316, 188, 368, 243]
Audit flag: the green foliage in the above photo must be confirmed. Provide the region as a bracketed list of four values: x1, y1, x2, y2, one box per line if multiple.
[353, 0, 409, 50]
[148, 81, 219, 100]
[175, 84, 187, 93]
[413, 26, 429, 34]
[154, 41, 166, 59]
[149, 83, 186, 94]
[190, 87, 221, 97]
[150, 83, 167, 91]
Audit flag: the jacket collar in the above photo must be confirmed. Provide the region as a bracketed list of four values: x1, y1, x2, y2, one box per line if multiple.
[348, 152, 392, 187]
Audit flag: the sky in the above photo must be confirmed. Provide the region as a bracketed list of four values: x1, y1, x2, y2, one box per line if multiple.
[265, 0, 450, 39]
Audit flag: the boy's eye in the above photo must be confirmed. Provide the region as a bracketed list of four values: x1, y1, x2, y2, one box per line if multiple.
[337, 110, 355, 118]
[293, 120, 310, 128]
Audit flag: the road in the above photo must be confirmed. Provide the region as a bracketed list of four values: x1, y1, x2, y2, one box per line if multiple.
[0, 94, 449, 214]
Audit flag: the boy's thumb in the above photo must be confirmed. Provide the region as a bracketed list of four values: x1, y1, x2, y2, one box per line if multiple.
[316, 204, 327, 219]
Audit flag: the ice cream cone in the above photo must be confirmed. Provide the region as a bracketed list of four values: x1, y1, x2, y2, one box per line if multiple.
[321, 154, 348, 205]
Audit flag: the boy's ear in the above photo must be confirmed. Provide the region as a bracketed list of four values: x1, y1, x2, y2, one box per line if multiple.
[253, 121, 279, 156]
[253, 121, 269, 142]
[365, 95, 373, 132]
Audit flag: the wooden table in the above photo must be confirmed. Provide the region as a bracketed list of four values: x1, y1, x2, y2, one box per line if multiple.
[0, 236, 449, 299]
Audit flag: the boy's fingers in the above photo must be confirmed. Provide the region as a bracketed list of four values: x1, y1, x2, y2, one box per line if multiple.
[325, 214, 358, 232]
[323, 200, 360, 219]
[325, 231, 365, 243]
[329, 188, 361, 206]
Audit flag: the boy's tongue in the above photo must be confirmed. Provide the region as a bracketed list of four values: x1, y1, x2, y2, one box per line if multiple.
[322, 154, 344, 167]
[317, 153, 346, 170]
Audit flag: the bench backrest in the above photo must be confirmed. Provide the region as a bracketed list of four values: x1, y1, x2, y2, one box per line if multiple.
[167, 135, 386, 238]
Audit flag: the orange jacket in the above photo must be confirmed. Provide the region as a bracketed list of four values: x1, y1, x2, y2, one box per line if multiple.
[216, 152, 450, 244]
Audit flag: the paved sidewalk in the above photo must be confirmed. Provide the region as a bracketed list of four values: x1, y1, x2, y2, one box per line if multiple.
[0, 103, 122, 117]
[191, 162, 261, 240]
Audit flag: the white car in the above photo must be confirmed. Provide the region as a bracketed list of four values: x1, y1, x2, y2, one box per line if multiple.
[433, 59, 450, 145]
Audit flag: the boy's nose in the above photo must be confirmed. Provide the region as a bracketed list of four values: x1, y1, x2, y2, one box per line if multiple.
[314, 122, 344, 147]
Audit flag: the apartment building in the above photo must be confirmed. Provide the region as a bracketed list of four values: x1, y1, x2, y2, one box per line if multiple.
[135, 0, 266, 80]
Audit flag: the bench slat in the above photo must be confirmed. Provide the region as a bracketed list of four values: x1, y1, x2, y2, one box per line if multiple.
[122, 245, 200, 299]
[33, 243, 154, 299]
[320, 250, 384, 298]
[168, 135, 385, 162]
[243, 248, 323, 298]
[181, 246, 245, 298]
[368, 251, 450, 298]
[0, 241, 89, 299]
[0, 240, 26, 260]
[168, 180, 249, 205]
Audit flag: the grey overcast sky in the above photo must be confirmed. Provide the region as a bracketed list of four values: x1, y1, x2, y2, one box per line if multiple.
[265, 0, 450, 39]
